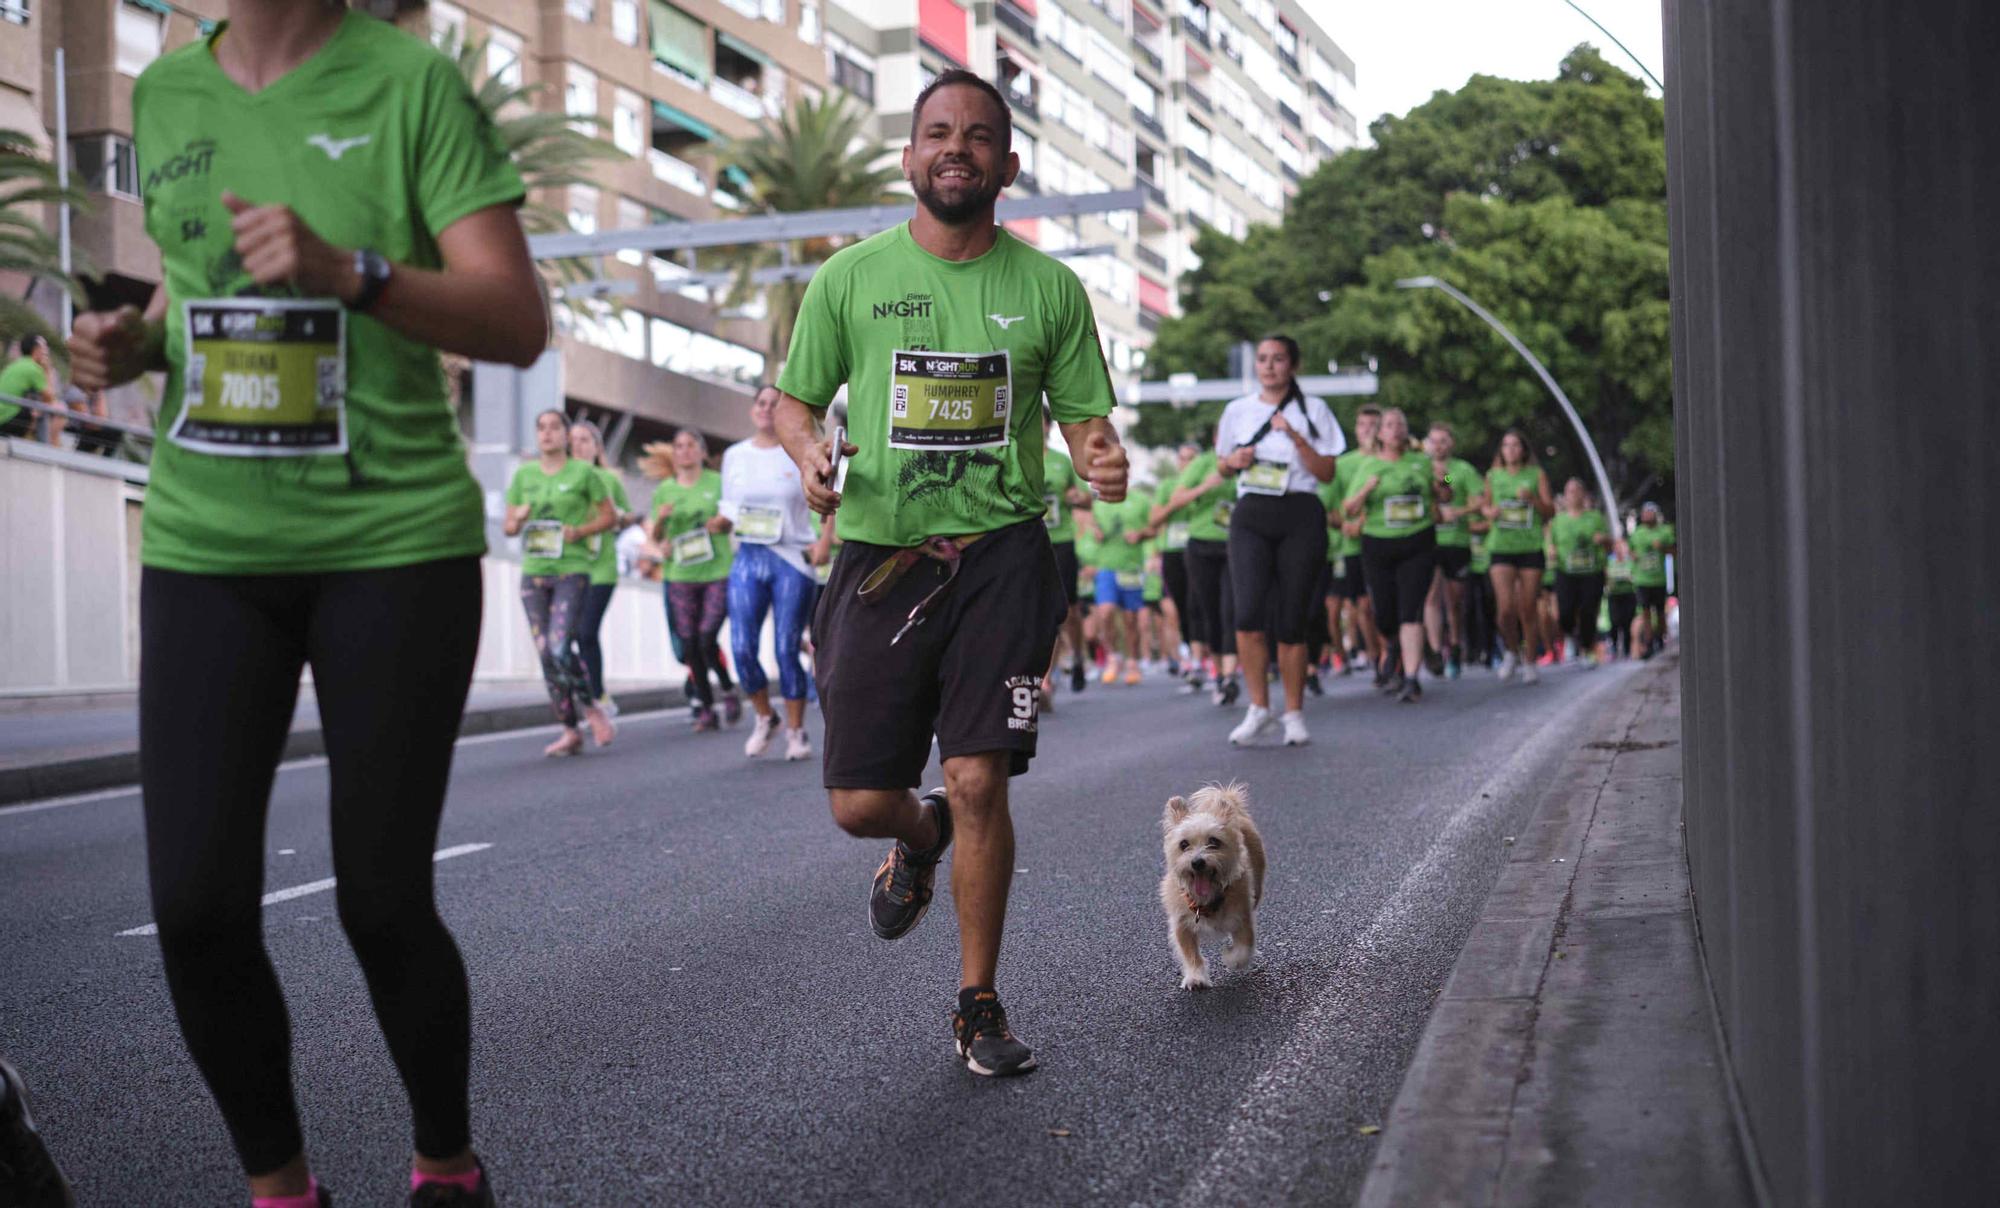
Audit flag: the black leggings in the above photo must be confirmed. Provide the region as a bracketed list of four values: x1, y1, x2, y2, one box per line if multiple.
[1555, 572, 1606, 650]
[139, 558, 481, 1176]
[1305, 559, 1333, 664]
[1182, 538, 1237, 655]
[1228, 492, 1330, 644]
[1362, 530, 1439, 631]
[1608, 592, 1637, 655]
[572, 581, 616, 700]
[1161, 549, 1189, 622]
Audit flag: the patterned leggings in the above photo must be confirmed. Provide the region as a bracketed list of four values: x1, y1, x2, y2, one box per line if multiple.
[728, 543, 815, 701]
[520, 574, 592, 727]
[666, 578, 732, 709]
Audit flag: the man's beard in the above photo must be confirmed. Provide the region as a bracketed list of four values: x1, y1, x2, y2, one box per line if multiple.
[914, 164, 1003, 225]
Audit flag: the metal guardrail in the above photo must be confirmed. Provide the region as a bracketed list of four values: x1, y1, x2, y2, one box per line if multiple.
[0, 391, 155, 444]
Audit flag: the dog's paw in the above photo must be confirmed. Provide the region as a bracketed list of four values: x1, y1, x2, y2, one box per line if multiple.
[1223, 943, 1255, 971]
[1179, 966, 1212, 991]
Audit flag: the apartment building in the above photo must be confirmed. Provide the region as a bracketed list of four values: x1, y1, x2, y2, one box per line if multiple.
[819, 0, 1357, 388]
[3, 0, 829, 448]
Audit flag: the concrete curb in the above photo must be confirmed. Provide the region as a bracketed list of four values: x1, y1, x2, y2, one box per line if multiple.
[1356, 655, 1755, 1208]
[0, 687, 684, 809]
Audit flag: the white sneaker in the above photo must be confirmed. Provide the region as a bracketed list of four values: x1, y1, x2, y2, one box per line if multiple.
[1498, 651, 1519, 681]
[1521, 660, 1541, 685]
[1280, 710, 1310, 746]
[783, 727, 811, 761]
[1229, 705, 1282, 747]
[597, 694, 620, 718]
[745, 713, 778, 757]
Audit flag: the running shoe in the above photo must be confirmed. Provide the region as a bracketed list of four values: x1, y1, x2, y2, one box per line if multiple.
[543, 730, 583, 758]
[1398, 677, 1424, 704]
[1229, 705, 1283, 747]
[1123, 665, 1142, 686]
[410, 1161, 494, 1207]
[1177, 672, 1203, 695]
[1424, 646, 1445, 677]
[952, 987, 1037, 1077]
[1331, 652, 1347, 675]
[869, 789, 952, 940]
[1218, 675, 1241, 707]
[597, 694, 620, 718]
[1445, 655, 1462, 680]
[1280, 710, 1310, 746]
[721, 691, 744, 726]
[784, 728, 812, 761]
[584, 706, 616, 748]
[1521, 660, 1541, 685]
[1305, 672, 1324, 698]
[1166, 657, 1182, 678]
[1497, 651, 1519, 681]
[692, 707, 720, 732]
[1101, 659, 1121, 685]
[1070, 659, 1087, 693]
[1537, 650, 1558, 668]
[0, 1060, 73, 1208]
[1380, 668, 1407, 696]
[744, 713, 778, 757]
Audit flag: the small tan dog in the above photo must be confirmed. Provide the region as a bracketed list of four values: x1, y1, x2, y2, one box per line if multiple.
[1159, 782, 1266, 990]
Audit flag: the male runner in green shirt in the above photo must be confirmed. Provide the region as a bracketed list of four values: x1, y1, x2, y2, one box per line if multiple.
[0, 334, 55, 441]
[774, 69, 1129, 1077]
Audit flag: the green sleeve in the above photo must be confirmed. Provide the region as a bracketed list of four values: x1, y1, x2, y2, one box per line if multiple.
[504, 466, 526, 507]
[609, 474, 630, 512]
[1042, 269, 1117, 424]
[775, 264, 847, 408]
[413, 53, 526, 237]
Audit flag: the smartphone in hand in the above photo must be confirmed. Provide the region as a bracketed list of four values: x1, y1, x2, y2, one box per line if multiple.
[827, 424, 849, 493]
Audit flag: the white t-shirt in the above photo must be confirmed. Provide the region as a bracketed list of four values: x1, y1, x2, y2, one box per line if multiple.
[1214, 393, 1346, 497]
[718, 438, 817, 576]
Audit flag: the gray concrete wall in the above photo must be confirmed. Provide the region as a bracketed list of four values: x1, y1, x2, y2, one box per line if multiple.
[1662, 2, 1999, 1204]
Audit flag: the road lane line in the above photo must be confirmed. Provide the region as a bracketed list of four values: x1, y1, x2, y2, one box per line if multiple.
[4, 709, 682, 817]
[116, 842, 494, 937]
[1173, 666, 1637, 1206]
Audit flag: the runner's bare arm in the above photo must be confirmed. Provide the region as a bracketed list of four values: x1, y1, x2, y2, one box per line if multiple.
[502, 502, 531, 537]
[568, 498, 617, 541]
[68, 286, 169, 391]
[776, 391, 853, 515]
[1060, 417, 1128, 503]
[221, 195, 546, 368]
[1532, 469, 1557, 518]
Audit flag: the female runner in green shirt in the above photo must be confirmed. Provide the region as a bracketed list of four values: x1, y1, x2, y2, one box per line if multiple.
[569, 419, 639, 714]
[1481, 428, 1556, 682]
[1550, 478, 1614, 665]
[649, 428, 739, 730]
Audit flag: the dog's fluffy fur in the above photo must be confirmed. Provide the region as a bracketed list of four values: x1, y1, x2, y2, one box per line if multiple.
[1159, 782, 1266, 989]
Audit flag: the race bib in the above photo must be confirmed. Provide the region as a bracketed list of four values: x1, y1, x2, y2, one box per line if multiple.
[1241, 460, 1289, 496]
[888, 350, 1012, 450]
[1164, 521, 1190, 551]
[1638, 550, 1664, 574]
[1333, 555, 1347, 578]
[735, 505, 784, 545]
[1607, 561, 1634, 584]
[1384, 494, 1426, 527]
[1115, 570, 1145, 591]
[1213, 499, 1235, 528]
[1564, 550, 1598, 574]
[173, 298, 345, 456]
[1043, 494, 1062, 529]
[671, 528, 715, 567]
[1497, 500, 1534, 530]
[522, 520, 564, 561]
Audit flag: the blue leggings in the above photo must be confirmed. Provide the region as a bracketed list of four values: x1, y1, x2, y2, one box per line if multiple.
[727, 542, 814, 700]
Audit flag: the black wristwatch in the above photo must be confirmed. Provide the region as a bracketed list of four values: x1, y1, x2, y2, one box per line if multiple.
[348, 248, 392, 313]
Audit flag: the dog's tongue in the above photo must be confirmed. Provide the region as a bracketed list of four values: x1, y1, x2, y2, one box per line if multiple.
[1189, 874, 1215, 902]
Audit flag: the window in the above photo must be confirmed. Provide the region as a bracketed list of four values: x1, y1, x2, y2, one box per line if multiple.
[427, 0, 466, 47]
[568, 185, 600, 235]
[761, 0, 785, 23]
[1274, 20, 1297, 60]
[1213, 136, 1248, 185]
[613, 89, 645, 156]
[612, 0, 641, 45]
[115, 2, 166, 77]
[567, 0, 596, 23]
[1182, 117, 1211, 160]
[1084, 29, 1132, 92]
[566, 65, 599, 132]
[1014, 132, 1036, 179]
[1087, 103, 1112, 153]
[615, 197, 649, 265]
[798, 0, 820, 43]
[651, 1, 712, 85]
[1036, 5, 1085, 61]
[487, 28, 524, 88]
[71, 135, 140, 200]
[1178, 0, 1210, 34]
[0, 1, 26, 27]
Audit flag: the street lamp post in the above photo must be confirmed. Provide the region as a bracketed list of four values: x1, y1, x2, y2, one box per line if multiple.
[1394, 275, 1623, 525]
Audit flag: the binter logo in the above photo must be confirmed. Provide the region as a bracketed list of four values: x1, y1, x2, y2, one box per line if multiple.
[307, 134, 372, 160]
[988, 314, 1026, 330]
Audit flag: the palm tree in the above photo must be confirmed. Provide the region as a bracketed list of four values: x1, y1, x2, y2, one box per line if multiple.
[712, 91, 903, 364]
[0, 129, 87, 356]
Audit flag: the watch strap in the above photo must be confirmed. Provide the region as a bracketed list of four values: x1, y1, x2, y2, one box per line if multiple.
[349, 248, 391, 313]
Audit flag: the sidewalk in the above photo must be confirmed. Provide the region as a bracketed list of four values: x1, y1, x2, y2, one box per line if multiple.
[0, 679, 682, 806]
[1357, 654, 1760, 1207]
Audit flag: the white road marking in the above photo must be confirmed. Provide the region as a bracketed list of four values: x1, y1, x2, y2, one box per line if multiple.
[116, 842, 494, 937]
[3, 709, 682, 817]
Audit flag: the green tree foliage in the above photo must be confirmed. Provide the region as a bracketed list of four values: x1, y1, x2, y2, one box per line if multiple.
[712, 91, 903, 364]
[1140, 46, 1671, 506]
[0, 129, 88, 358]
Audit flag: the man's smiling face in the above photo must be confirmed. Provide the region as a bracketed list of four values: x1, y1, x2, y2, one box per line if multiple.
[904, 83, 1018, 226]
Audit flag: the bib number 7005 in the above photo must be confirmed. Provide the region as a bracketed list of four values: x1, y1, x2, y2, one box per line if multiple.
[219, 373, 283, 410]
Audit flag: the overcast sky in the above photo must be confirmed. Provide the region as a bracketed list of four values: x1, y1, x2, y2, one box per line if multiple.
[1300, 0, 1665, 130]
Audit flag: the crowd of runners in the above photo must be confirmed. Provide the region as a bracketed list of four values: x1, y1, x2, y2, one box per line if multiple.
[4, 22, 1677, 1206]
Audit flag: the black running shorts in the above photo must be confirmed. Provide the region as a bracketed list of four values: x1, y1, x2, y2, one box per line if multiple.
[1635, 584, 1668, 610]
[812, 519, 1067, 789]
[1435, 544, 1472, 580]
[1337, 550, 1370, 600]
[1489, 550, 1546, 572]
[1052, 539, 1079, 607]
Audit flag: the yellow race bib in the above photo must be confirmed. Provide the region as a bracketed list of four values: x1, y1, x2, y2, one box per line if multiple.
[173, 298, 345, 455]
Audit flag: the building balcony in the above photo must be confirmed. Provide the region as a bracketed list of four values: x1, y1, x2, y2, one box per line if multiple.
[1140, 203, 1171, 233]
[996, 0, 1037, 46]
[1313, 80, 1339, 111]
[1008, 88, 1040, 122]
[1183, 82, 1212, 114]
[1134, 244, 1168, 273]
[1279, 101, 1301, 128]
[1278, 46, 1298, 71]
[1132, 40, 1163, 74]
[1136, 173, 1168, 208]
[709, 75, 766, 120]
[1176, 17, 1210, 49]
[1138, 309, 1161, 332]
[1312, 136, 1338, 160]
[1011, 170, 1040, 194]
[1280, 161, 1300, 183]
[1183, 149, 1213, 176]
[1131, 105, 1166, 141]
[650, 147, 709, 197]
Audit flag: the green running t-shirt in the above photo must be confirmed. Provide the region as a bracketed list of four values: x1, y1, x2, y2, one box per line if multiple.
[1605, 552, 1636, 594]
[1352, 450, 1437, 539]
[1042, 446, 1079, 544]
[132, 11, 525, 574]
[1470, 531, 1493, 575]
[588, 467, 630, 586]
[506, 458, 607, 578]
[1433, 457, 1483, 548]
[1551, 509, 1611, 575]
[1629, 522, 1676, 587]
[651, 469, 732, 584]
[775, 223, 1117, 548]
[1484, 465, 1547, 555]
[1154, 476, 1192, 552]
[1177, 450, 1232, 544]
[1329, 448, 1375, 557]
[1090, 495, 1151, 573]
[0, 356, 47, 428]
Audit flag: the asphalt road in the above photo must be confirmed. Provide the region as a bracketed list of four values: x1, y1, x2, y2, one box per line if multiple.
[1, 655, 1642, 1206]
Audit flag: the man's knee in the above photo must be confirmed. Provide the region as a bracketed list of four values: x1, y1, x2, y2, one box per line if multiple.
[829, 788, 906, 838]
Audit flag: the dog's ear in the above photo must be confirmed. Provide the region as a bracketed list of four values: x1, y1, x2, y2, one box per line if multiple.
[1163, 795, 1190, 828]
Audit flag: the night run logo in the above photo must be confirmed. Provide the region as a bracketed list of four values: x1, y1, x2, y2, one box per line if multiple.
[146, 139, 217, 193]
[872, 293, 933, 320]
